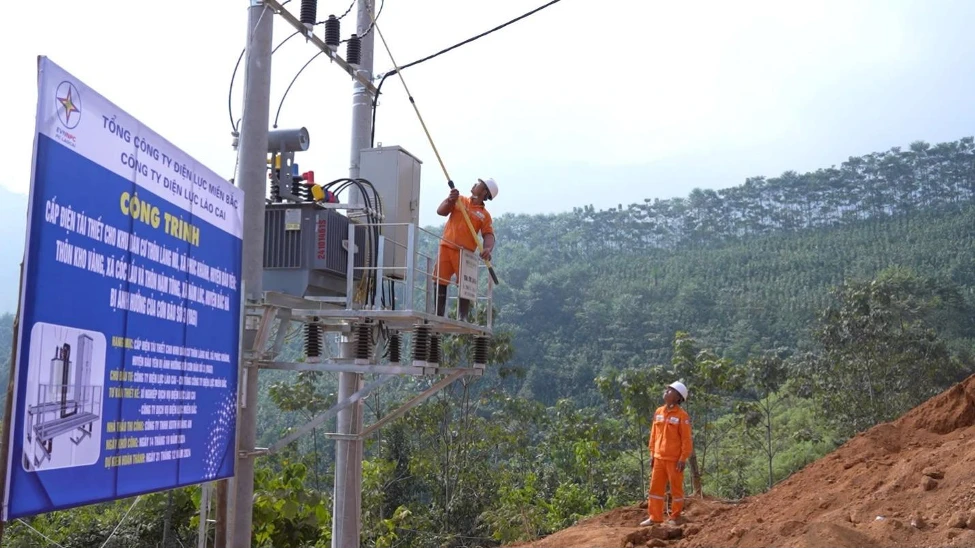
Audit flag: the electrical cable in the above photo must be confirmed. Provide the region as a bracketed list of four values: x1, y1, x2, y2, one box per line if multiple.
[274, 30, 302, 55]
[370, 16, 502, 285]
[228, 0, 292, 134]
[273, 50, 325, 128]
[318, 177, 384, 306]
[100, 495, 143, 548]
[342, 0, 383, 43]
[370, 0, 565, 147]
[16, 519, 63, 548]
[271, 0, 386, 128]
[317, 0, 355, 23]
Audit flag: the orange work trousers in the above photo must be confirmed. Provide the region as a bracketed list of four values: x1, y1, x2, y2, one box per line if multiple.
[434, 245, 461, 285]
[648, 459, 685, 522]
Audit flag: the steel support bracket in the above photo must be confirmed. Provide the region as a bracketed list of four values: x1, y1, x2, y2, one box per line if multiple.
[266, 375, 395, 454]
[262, 0, 378, 95]
[323, 433, 362, 441]
[359, 370, 467, 440]
[239, 447, 269, 458]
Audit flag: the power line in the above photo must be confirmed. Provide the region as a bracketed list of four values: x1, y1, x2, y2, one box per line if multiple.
[271, 0, 385, 128]
[100, 495, 143, 548]
[370, 0, 566, 146]
[273, 50, 325, 128]
[229, 0, 356, 134]
[318, 0, 355, 23]
[228, 0, 292, 134]
[344, 0, 384, 43]
[228, 28, 300, 134]
[16, 519, 63, 548]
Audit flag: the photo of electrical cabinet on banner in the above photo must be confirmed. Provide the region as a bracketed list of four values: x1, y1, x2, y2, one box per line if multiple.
[2, 56, 244, 521]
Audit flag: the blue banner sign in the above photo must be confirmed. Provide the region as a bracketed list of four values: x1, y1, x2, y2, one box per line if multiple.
[2, 57, 243, 520]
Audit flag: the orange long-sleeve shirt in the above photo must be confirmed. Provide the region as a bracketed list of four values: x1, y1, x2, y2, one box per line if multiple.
[441, 196, 494, 252]
[648, 404, 693, 462]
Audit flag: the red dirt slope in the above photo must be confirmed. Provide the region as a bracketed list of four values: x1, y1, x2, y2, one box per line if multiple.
[525, 375, 976, 548]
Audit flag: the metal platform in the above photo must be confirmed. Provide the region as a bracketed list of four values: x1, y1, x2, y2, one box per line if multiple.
[258, 221, 495, 339]
[244, 221, 495, 463]
[257, 291, 491, 336]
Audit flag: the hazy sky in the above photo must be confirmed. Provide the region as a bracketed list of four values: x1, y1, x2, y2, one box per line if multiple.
[1, 0, 973, 227]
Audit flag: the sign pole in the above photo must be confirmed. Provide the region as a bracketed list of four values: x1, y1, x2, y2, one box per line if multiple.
[0, 262, 25, 544]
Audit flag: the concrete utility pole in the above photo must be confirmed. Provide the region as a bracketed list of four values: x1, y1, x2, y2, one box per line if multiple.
[229, 1, 274, 547]
[332, 0, 375, 547]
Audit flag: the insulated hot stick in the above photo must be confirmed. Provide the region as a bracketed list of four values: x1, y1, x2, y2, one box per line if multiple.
[369, 16, 501, 286]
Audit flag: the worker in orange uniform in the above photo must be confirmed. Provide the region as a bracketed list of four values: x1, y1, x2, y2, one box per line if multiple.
[434, 178, 498, 321]
[641, 381, 693, 526]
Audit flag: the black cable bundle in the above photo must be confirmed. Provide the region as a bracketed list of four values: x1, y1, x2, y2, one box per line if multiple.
[314, 177, 387, 308]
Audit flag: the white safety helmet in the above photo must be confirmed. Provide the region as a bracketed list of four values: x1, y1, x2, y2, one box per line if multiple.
[480, 177, 499, 200]
[668, 381, 689, 401]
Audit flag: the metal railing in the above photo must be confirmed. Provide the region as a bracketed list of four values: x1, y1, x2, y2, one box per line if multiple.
[341, 221, 494, 331]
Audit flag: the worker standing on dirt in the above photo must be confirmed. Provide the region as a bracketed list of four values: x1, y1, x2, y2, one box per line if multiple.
[434, 178, 498, 321]
[641, 381, 693, 526]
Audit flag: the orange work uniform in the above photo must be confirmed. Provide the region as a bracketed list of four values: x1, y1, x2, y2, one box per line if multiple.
[647, 404, 693, 522]
[434, 196, 494, 285]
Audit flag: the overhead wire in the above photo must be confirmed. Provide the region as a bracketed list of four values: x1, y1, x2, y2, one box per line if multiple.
[248, 0, 564, 305]
[370, 0, 565, 147]
[271, 0, 385, 127]
[228, 0, 292, 134]
[273, 50, 325, 128]
[229, 30, 303, 132]
[369, 12, 503, 285]
[318, 0, 355, 24]
[230, 0, 370, 132]
[100, 495, 143, 548]
[343, 0, 383, 43]
[16, 519, 63, 548]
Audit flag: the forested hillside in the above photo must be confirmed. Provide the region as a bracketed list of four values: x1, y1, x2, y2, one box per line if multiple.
[491, 137, 975, 404]
[1, 137, 974, 548]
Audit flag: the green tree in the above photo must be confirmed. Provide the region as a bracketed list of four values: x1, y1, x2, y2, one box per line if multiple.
[735, 351, 789, 489]
[666, 331, 744, 493]
[804, 268, 974, 435]
[251, 461, 331, 547]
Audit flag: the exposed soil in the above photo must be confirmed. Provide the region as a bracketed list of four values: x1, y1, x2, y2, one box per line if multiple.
[523, 375, 976, 548]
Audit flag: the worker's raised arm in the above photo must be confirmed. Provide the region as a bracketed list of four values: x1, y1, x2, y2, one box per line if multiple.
[437, 189, 460, 216]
